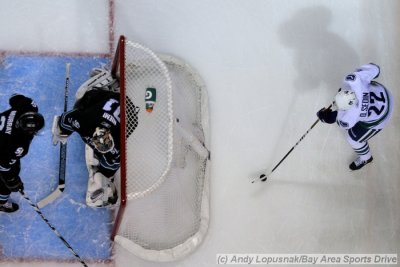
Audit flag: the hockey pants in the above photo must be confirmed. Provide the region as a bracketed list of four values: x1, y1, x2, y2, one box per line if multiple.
[346, 123, 381, 160]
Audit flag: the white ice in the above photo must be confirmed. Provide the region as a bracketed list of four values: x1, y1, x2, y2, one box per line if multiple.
[0, 0, 399, 267]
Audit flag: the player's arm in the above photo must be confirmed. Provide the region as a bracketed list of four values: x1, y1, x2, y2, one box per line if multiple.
[355, 63, 380, 80]
[51, 110, 76, 145]
[9, 94, 39, 113]
[345, 63, 380, 87]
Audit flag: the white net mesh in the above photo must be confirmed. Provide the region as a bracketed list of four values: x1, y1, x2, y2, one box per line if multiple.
[114, 38, 210, 262]
[122, 41, 174, 199]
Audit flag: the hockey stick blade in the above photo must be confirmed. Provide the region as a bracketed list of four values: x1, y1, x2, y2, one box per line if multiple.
[251, 173, 268, 183]
[250, 104, 332, 185]
[36, 185, 64, 209]
[37, 144, 66, 208]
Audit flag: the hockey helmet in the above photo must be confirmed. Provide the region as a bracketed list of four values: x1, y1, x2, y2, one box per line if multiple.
[92, 127, 114, 153]
[334, 89, 357, 110]
[16, 112, 45, 135]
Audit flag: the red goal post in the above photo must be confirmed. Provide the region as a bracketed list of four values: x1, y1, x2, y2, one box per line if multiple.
[111, 35, 210, 262]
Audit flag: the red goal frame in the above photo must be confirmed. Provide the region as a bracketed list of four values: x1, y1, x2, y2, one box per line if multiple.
[111, 35, 127, 240]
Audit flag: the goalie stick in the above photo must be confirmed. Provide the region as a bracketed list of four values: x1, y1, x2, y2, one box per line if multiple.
[251, 104, 332, 184]
[37, 63, 70, 208]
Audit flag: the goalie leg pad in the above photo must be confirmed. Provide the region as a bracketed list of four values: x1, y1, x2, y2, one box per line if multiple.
[85, 145, 99, 177]
[75, 69, 120, 101]
[86, 172, 118, 208]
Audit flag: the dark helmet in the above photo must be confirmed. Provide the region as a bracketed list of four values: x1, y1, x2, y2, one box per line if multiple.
[16, 112, 45, 135]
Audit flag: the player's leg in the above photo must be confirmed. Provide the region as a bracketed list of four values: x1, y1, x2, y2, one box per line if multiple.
[346, 124, 381, 170]
[96, 156, 119, 206]
[85, 145, 118, 207]
[0, 179, 18, 213]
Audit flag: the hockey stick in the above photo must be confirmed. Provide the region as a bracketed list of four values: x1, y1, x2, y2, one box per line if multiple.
[20, 190, 88, 267]
[251, 104, 332, 183]
[37, 63, 70, 208]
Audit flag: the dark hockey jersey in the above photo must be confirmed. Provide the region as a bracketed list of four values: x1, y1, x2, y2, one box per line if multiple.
[0, 95, 38, 177]
[58, 90, 121, 175]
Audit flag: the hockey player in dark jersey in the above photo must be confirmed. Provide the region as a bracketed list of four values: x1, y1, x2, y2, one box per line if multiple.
[0, 94, 44, 213]
[52, 68, 129, 207]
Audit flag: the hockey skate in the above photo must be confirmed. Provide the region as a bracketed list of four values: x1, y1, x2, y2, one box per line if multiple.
[0, 201, 19, 213]
[349, 156, 373, 171]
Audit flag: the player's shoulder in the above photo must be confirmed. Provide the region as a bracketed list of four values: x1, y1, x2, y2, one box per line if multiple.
[0, 109, 19, 134]
[87, 90, 119, 104]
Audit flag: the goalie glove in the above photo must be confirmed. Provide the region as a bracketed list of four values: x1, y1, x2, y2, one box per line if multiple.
[52, 116, 68, 145]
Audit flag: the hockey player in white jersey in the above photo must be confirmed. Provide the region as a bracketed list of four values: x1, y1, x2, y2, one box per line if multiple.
[317, 63, 393, 170]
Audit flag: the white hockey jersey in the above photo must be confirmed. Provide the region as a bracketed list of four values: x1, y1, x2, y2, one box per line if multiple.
[336, 63, 393, 130]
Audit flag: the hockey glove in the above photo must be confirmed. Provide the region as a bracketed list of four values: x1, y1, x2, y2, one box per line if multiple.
[52, 116, 68, 145]
[9, 94, 39, 113]
[317, 107, 337, 124]
[3, 175, 24, 192]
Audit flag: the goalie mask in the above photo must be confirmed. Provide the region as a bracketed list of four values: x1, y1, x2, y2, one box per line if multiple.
[16, 112, 45, 135]
[334, 89, 358, 111]
[92, 127, 114, 153]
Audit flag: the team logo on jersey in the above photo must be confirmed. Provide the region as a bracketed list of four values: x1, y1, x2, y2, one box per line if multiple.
[345, 74, 356, 81]
[72, 120, 80, 129]
[145, 88, 156, 113]
[15, 147, 24, 156]
[31, 100, 38, 108]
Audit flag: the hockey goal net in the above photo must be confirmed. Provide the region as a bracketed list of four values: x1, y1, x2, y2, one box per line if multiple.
[111, 35, 210, 262]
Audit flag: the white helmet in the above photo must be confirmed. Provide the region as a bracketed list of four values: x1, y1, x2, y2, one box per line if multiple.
[334, 89, 357, 110]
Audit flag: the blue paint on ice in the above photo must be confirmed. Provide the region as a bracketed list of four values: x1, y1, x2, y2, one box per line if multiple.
[0, 55, 113, 261]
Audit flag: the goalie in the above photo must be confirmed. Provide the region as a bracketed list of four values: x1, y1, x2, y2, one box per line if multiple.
[52, 68, 137, 207]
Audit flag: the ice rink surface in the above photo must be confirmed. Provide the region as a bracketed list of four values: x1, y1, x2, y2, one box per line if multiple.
[0, 0, 399, 267]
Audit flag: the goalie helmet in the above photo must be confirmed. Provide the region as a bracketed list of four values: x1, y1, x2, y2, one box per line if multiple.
[334, 89, 358, 110]
[16, 112, 45, 135]
[92, 127, 114, 153]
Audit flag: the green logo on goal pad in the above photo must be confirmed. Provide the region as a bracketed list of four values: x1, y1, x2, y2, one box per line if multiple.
[145, 87, 156, 113]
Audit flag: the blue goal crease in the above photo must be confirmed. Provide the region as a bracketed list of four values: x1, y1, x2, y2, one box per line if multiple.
[0, 55, 113, 261]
